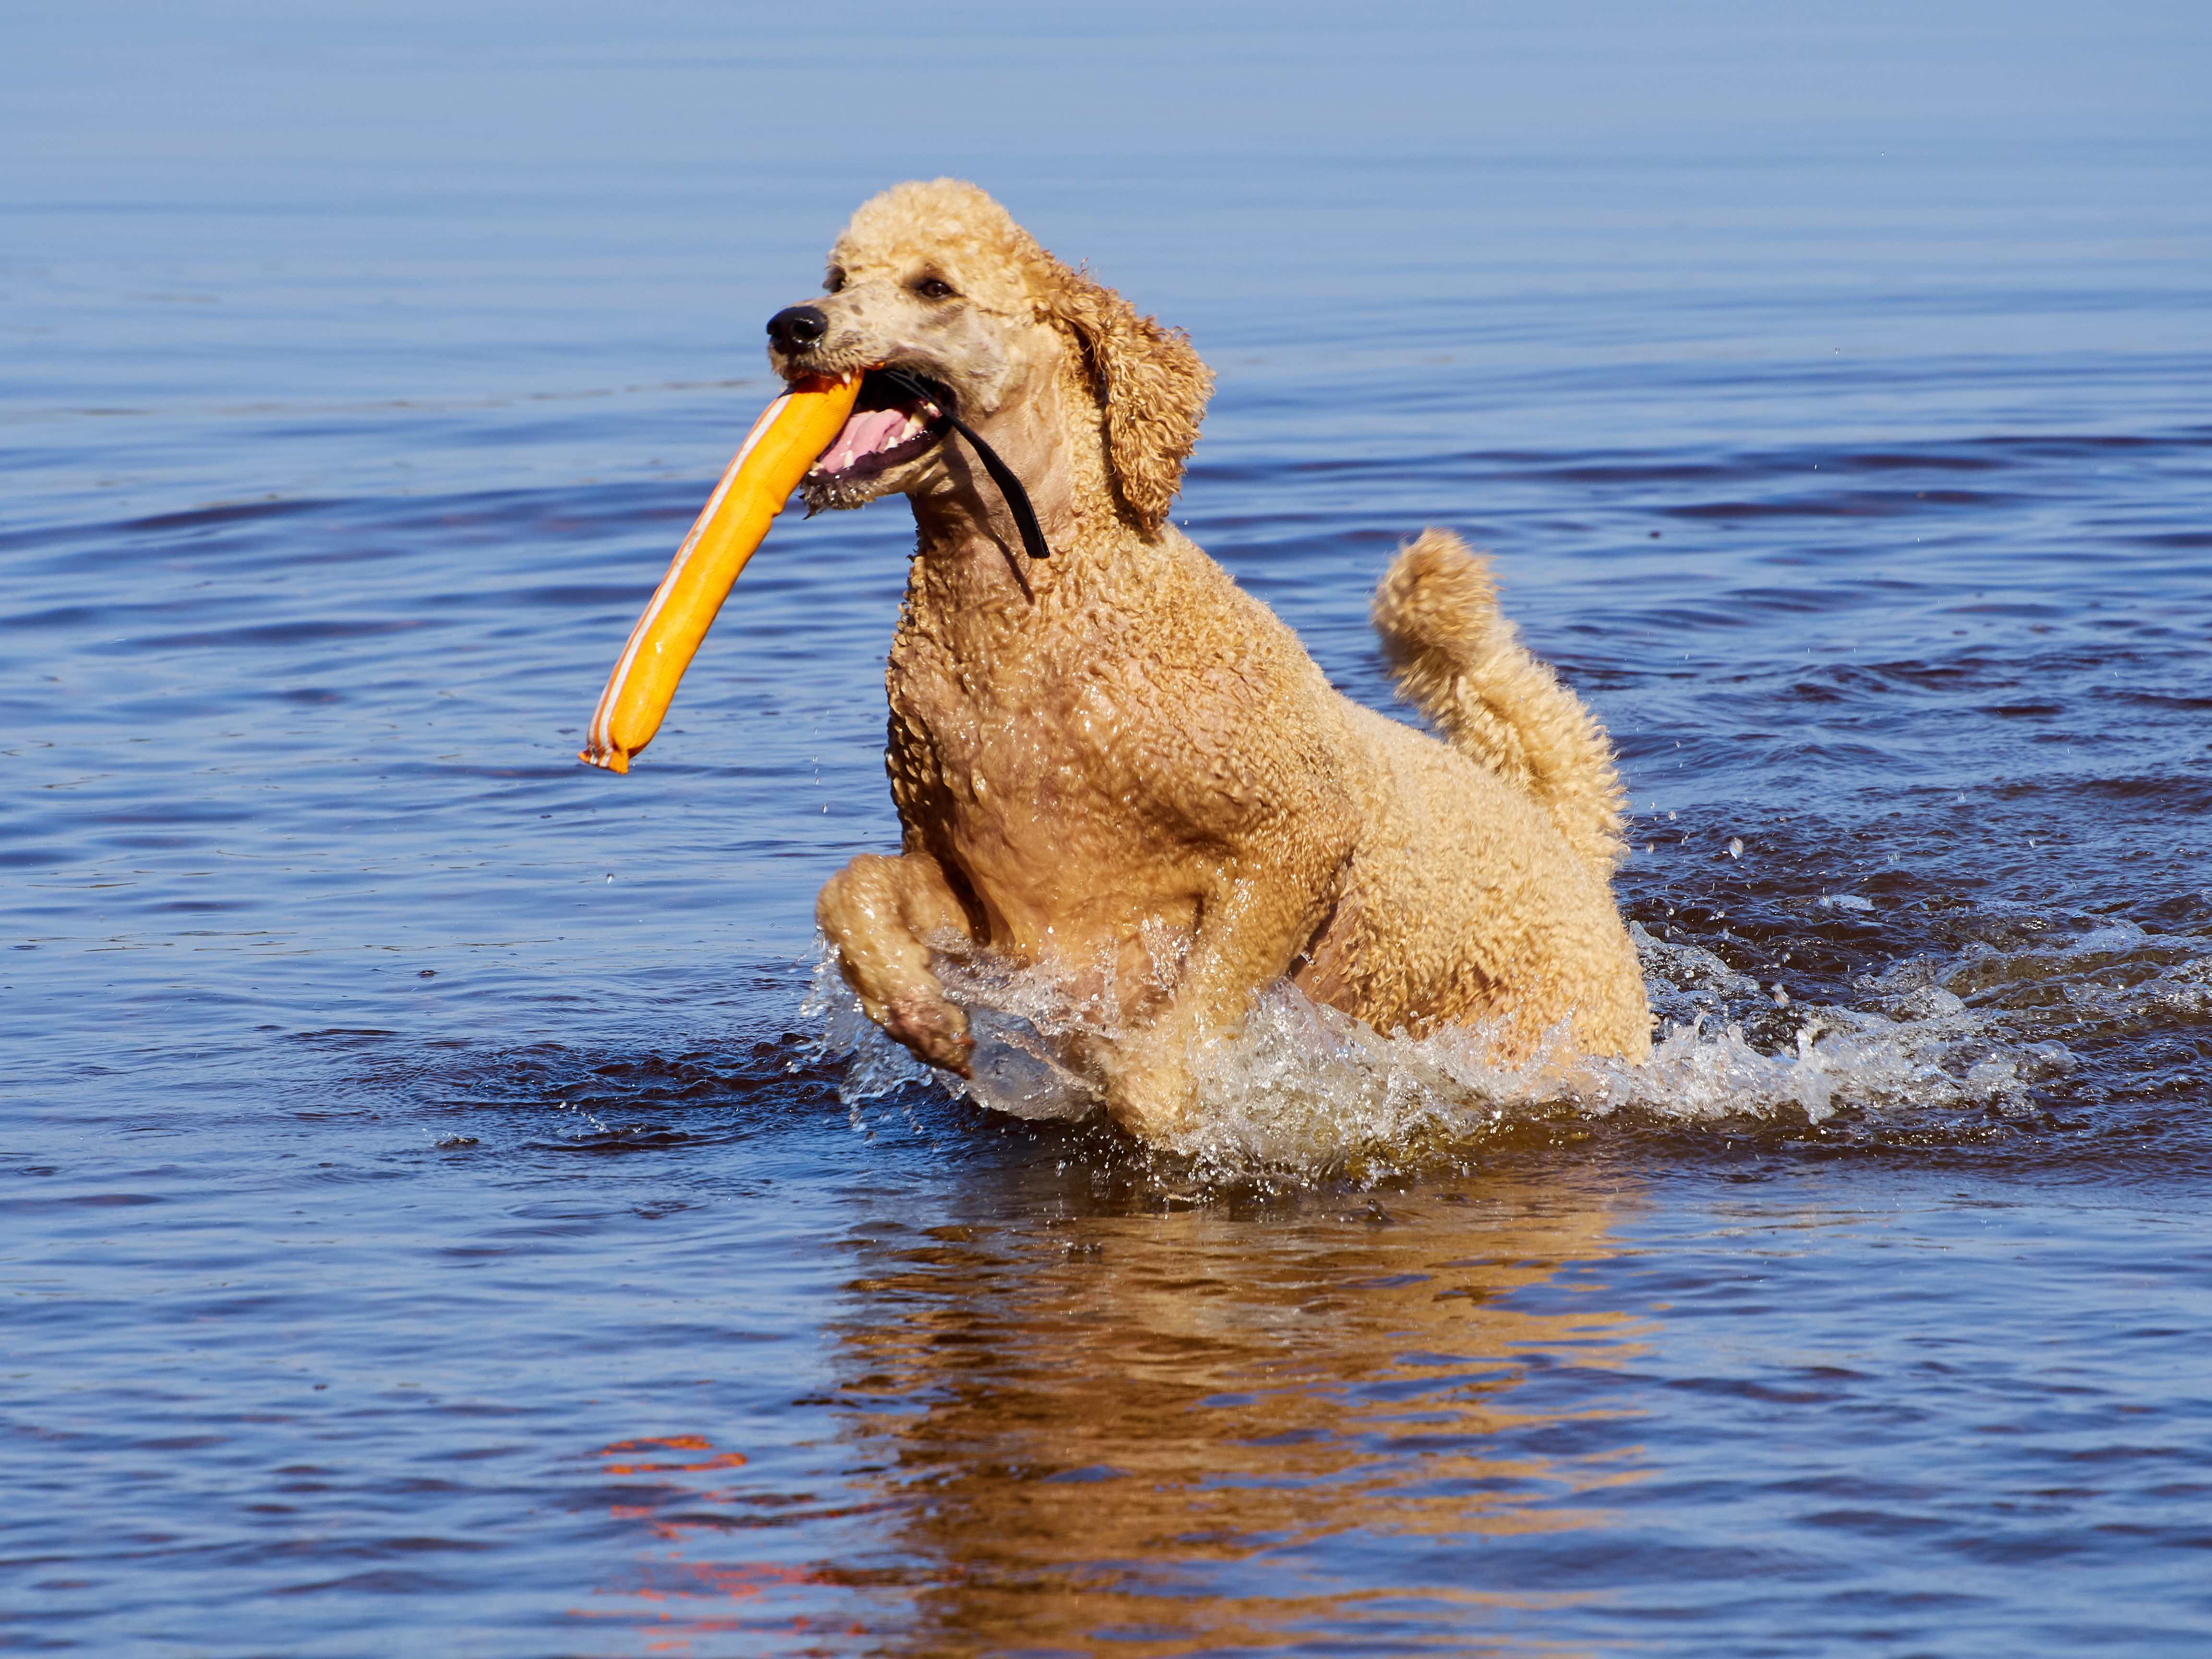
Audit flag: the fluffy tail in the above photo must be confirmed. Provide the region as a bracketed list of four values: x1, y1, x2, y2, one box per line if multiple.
[1371, 529, 1627, 874]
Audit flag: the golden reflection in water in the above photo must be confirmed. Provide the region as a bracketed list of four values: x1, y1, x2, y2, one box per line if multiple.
[831, 1177, 1651, 1656]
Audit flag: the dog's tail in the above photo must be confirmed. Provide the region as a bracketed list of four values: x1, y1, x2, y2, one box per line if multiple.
[1371, 529, 1627, 874]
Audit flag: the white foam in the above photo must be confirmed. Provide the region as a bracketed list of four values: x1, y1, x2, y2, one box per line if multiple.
[798, 918, 2208, 1179]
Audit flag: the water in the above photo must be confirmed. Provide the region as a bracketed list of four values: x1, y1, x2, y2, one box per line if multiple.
[7, 4, 2212, 1653]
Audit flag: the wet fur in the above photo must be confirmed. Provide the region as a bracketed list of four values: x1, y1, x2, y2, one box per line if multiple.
[787, 180, 1650, 1142]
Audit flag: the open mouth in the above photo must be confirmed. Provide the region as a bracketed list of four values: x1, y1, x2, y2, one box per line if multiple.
[803, 368, 954, 484]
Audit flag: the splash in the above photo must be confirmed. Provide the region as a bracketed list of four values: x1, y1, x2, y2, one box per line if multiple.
[792, 918, 2212, 1179]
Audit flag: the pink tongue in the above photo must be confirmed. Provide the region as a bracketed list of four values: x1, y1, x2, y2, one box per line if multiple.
[817, 406, 908, 474]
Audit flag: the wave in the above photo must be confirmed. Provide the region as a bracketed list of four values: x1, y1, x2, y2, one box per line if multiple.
[805, 915, 2212, 1181]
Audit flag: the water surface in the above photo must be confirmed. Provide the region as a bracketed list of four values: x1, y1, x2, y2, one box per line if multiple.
[6, 6, 2212, 1654]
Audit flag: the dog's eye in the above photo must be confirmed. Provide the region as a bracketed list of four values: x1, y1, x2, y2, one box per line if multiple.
[824, 267, 846, 294]
[913, 276, 956, 301]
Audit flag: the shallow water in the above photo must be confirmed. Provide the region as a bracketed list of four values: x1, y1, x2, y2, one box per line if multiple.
[7, 6, 2212, 1655]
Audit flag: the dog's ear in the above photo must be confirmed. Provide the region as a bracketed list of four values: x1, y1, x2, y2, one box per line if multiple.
[1036, 264, 1213, 536]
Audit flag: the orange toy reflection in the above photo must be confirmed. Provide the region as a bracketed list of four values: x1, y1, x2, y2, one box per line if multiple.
[565, 1433, 846, 1654]
[599, 1437, 749, 1479]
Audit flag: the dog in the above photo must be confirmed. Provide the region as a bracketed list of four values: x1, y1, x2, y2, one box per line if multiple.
[770, 179, 1650, 1142]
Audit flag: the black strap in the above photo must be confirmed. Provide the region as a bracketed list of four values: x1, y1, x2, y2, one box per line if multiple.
[878, 367, 1050, 562]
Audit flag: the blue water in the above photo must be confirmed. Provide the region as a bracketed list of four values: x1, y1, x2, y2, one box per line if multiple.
[7, 5, 2212, 1654]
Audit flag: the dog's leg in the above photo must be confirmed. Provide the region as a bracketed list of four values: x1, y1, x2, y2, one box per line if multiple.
[1102, 839, 1348, 1142]
[816, 852, 975, 1076]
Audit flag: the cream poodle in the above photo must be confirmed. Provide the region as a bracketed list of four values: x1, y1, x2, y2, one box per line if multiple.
[770, 179, 1649, 1141]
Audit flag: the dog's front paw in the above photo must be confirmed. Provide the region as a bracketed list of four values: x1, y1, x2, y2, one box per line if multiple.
[883, 990, 974, 1078]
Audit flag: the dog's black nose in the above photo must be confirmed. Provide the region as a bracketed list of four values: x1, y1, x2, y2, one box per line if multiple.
[767, 305, 829, 353]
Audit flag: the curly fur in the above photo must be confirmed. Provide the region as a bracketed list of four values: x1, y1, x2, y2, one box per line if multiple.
[1034, 264, 1212, 534]
[778, 180, 1651, 1143]
[816, 179, 1209, 537]
[1373, 530, 1628, 874]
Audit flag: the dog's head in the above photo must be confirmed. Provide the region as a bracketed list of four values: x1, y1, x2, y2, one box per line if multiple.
[768, 179, 1212, 535]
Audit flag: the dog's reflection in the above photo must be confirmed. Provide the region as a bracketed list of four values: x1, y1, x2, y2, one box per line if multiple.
[829, 1176, 1649, 1653]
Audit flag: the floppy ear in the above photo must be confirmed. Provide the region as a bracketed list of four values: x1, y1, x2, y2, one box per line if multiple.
[1036, 264, 1213, 536]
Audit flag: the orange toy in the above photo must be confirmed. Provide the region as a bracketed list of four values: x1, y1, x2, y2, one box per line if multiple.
[580, 373, 861, 773]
